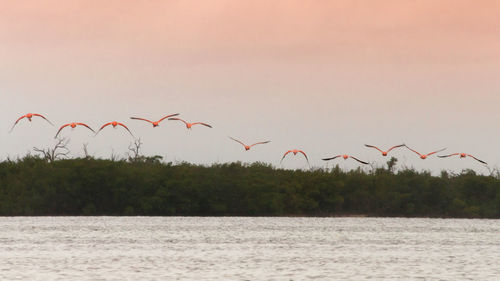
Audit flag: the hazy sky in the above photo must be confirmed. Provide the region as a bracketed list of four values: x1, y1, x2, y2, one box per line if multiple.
[1, 0, 499, 173]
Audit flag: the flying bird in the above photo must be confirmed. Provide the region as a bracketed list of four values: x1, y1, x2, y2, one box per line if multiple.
[438, 153, 487, 164]
[10, 113, 53, 132]
[322, 154, 369, 164]
[229, 137, 270, 151]
[405, 146, 446, 159]
[130, 113, 180, 127]
[281, 149, 309, 165]
[95, 121, 134, 137]
[55, 122, 95, 138]
[365, 144, 405, 156]
[168, 118, 212, 129]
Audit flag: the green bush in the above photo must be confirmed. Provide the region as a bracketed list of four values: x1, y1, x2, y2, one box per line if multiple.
[0, 156, 499, 218]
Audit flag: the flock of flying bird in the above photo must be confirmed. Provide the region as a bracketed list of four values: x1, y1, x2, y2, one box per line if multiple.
[8, 112, 488, 167]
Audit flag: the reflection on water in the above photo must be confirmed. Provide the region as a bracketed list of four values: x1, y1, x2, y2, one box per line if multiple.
[1, 217, 499, 280]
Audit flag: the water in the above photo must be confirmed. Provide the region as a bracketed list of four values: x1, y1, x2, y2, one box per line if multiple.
[0, 217, 499, 280]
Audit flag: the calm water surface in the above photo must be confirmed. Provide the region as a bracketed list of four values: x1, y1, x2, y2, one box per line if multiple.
[0, 217, 499, 280]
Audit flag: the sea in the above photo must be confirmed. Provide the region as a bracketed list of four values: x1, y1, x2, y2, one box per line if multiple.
[1, 217, 499, 280]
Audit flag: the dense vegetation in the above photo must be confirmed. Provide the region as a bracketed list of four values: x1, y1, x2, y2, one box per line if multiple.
[1, 155, 499, 218]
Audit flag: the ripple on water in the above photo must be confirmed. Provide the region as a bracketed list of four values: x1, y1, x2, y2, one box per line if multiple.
[0, 217, 499, 280]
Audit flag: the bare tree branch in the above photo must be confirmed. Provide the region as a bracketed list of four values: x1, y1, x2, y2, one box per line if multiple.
[110, 148, 119, 162]
[33, 138, 70, 162]
[127, 138, 143, 162]
[82, 142, 91, 159]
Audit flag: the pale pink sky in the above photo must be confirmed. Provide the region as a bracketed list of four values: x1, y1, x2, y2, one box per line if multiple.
[1, 1, 499, 172]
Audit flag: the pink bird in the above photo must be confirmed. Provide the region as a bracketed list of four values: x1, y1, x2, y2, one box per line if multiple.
[168, 117, 212, 129]
[130, 113, 179, 127]
[322, 154, 369, 164]
[55, 122, 95, 138]
[365, 144, 405, 156]
[438, 153, 487, 164]
[229, 137, 270, 151]
[405, 145, 446, 159]
[95, 121, 134, 137]
[281, 149, 309, 165]
[10, 113, 53, 132]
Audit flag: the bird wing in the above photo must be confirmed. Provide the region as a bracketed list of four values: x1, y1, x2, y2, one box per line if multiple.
[468, 154, 487, 164]
[76, 123, 95, 133]
[118, 122, 134, 137]
[192, 122, 212, 128]
[437, 153, 459, 158]
[158, 113, 180, 123]
[426, 148, 446, 156]
[95, 122, 112, 135]
[280, 150, 292, 163]
[32, 114, 54, 126]
[250, 140, 271, 147]
[130, 117, 154, 124]
[365, 144, 384, 153]
[322, 155, 341, 161]
[54, 123, 70, 138]
[229, 137, 246, 147]
[349, 156, 369, 165]
[168, 117, 188, 126]
[9, 115, 27, 132]
[386, 144, 405, 152]
[298, 150, 309, 164]
[404, 145, 423, 156]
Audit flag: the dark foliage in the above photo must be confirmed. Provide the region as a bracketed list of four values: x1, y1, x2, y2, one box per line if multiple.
[0, 156, 499, 218]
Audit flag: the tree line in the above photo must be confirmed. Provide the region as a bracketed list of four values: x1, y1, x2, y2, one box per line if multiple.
[0, 153, 499, 218]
